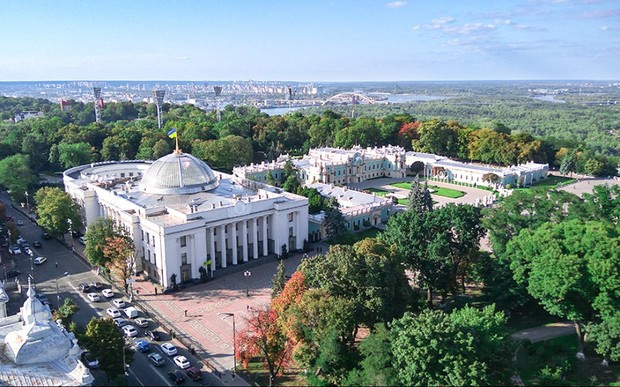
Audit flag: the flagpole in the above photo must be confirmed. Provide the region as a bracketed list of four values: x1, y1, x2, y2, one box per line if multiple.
[175, 131, 179, 153]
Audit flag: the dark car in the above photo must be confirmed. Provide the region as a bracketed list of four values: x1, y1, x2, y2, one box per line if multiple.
[5, 270, 21, 279]
[186, 367, 203, 381]
[33, 241, 42, 248]
[145, 330, 161, 341]
[78, 283, 90, 293]
[42, 232, 51, 240]
[168, 370, 185, 384]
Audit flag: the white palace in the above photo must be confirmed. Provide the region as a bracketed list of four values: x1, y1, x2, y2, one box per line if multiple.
[64, 151, 308, 288]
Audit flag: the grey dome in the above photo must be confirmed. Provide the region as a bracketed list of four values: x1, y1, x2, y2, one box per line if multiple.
[139, 152, 219, 195]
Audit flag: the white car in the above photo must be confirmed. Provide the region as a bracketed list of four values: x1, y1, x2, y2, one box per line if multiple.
[9, 246, 22, 255]
[87, 293, 101, 302]
[101, 289, 114, 298]
[134, 318, 149, 328]
[113, 318, 127, 328]
[160, 343, 178, 356]
[173, 355, 190, 369]
[106, 308, 121, 318]
[112, 299, 126, 308]
[122, 325, 138, 337]
[33, 256, 47, 265]
[17, 237, 27, 244]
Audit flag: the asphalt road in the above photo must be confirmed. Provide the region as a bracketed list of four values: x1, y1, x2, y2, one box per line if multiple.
[1, 196, 215, 386]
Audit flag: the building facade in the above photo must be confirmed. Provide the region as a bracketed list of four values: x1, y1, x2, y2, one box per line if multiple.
[234, 145, 408, 186]
[64, 151, 308, 288]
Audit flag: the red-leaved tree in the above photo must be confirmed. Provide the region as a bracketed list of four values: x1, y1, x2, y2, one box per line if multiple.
[236, 307, 294, 387]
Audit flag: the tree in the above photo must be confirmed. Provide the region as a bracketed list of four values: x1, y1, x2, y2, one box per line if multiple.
[34, 187, 82, 237]
[590, 313, 620, 362]
[80, 317, 133, 380]
[236, 308, 294, 387]
[271, 259, 287, 299]
[582, 184, 620, 225]
[192, 135, 253, 172]
[407, 176, 433, 216]
[57, 141, 94, 168]
[559, 149, 578, 176]
[482, 173, 500, 185]
[103, 235, 135, 293]
[52, 298, 79, 326]
[391, 306, 513, 386]
[506, 220, 620, 355]
[84, 218, 116, 268]
[343, 323, 397, 386]
[323, 198, 347, 242]
[0, 154, 34, 202]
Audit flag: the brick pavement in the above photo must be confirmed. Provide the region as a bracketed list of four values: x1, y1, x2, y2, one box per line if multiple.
[130, 245, 322, 382]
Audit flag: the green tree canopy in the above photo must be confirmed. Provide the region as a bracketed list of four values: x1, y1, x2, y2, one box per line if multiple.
[34, 187, 82, 237]
[79, 317, 133, 380]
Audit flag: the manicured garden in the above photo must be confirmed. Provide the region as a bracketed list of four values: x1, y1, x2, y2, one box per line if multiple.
[389, 182, 465, 198]
[513, 174, 577, 192]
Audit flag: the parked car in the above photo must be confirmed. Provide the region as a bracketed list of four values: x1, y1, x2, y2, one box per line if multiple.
[89, 281, 103, 289]
[23, 246, 32, 255]
[168, 370, 185, 385]
[113, 318, 127, 328]
[101, 289, 114, 298]
[145, 330, 161, 341]
[148, 352, 165, 366]
[122, 325, 138, 337]
[87, 293, 101, 302]
[134, 317, 149, 328]
[33, 256, 47, 265]
[42, 232, 51, 240]
[78, 283, 90, 293]
[33, 241, 42, 248]
[112, 299, 126, 308]
[186, 367, 203, 381]
[78, 236, 86, 245]
[80, 352, 99, 369]
[106, 308, 121, 318]
[9, 246, 22, 255]
[123, 306, 138, 319]
[16, 220, 24, 226]
[4, 270, 21, 279]
[16, 237, 26, 244]
[173, 355, 190, 370]
[134, 339, 151, 353]
[160, 343, 178, 356]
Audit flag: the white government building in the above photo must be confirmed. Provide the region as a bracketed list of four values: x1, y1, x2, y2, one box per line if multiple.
[64, 151, 308, 289]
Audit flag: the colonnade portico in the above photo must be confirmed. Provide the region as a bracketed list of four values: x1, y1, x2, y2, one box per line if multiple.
[205, 215, 271, 272]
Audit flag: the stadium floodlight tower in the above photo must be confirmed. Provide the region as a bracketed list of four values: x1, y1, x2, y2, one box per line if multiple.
[93, 87, 102, 123]
[213, 85, 222, 122]
[153, 89, 166, 129]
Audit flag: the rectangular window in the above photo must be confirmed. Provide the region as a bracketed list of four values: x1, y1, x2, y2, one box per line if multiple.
[121, 173, 125, 178]
[153, 253, 156, 265]
[214, 227, 217, 236]
[288, 213, 294, 222]
[146, 232, 150, 243]
[141, 230, 144, 241]
[180, 236, 187, 247]
[181, 253, 187, 265]
[147, 250, 151, 262]
[289, 227, 294, 236]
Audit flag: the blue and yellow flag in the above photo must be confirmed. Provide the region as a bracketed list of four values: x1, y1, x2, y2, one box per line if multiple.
[167, 128, 177, 138]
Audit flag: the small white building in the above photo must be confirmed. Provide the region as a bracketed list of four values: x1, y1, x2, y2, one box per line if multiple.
[64, 151, 309, 288]
[0, 282, 93, 385]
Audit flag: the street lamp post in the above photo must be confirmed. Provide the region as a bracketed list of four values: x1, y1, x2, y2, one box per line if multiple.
[244, 270, 251, 297]
[219, 312, 236, 376]
[24, 191, 29, 212]
[67, 219, 74, 251]
[28, 250, 34, 272]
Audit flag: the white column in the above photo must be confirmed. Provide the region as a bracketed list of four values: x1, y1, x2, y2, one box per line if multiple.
[252, 218, 259, 259]
[231, 222, 238, 265]
[262, 216, 269, 256]
[220, 224, 227, 268]
[208, 227, 216, 273]
[242, 220, 248, 262]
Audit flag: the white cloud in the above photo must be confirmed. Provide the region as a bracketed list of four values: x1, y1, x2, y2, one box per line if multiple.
[385, 1, 407, 8]
[431, 16, 456, 25]
[411, 25, 421, 31]
[601, 25, 609, 30]
[443, 23, 496, 34]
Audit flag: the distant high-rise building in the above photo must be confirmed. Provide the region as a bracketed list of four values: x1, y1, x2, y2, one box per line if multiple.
[153, 90, 166, 129]
[93, 87, 102, 122]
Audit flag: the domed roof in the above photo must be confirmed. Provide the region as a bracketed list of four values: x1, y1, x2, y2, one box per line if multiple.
[139, 151, 219, 195]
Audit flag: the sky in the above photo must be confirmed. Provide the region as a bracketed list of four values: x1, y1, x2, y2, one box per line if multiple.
[2, 0, 619, 82]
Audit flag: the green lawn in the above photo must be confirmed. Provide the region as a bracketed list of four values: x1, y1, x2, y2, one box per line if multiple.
[514, 174, 577, 192]
[388, 182, 465, 199]
[365, 188, 389, 196]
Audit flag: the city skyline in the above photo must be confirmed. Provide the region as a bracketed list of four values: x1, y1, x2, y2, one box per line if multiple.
[2, 0, 619, 82]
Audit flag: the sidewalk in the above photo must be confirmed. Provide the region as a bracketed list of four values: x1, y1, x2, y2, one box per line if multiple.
[511, 322, 576, 343]
[130, 244, 327, 386]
